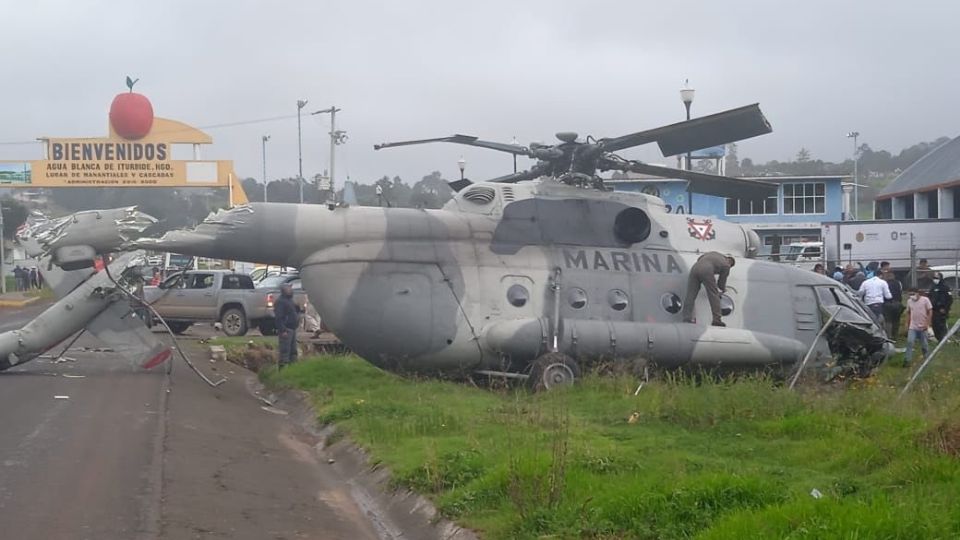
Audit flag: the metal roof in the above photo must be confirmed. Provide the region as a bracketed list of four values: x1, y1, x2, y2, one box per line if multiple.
[877, 135, 960, 198]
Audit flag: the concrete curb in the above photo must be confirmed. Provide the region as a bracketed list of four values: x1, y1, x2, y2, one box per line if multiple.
[0, 296, 41, 309]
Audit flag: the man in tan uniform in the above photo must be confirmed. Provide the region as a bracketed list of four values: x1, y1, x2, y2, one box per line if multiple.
[681, 252, 735, 327]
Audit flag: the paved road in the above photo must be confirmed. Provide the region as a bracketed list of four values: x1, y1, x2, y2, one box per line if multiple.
[0, 305, 385, 540]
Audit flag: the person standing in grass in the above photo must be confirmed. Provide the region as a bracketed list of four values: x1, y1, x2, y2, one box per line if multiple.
[858, 271, 892, 326]
[928, 272, 953, 341]
[882, 270, 904, 340]
[904, 288, 933, 367]
[274, 283, 301, 368]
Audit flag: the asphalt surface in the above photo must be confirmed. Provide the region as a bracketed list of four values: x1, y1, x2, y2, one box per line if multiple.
[0, 305, 385, 540]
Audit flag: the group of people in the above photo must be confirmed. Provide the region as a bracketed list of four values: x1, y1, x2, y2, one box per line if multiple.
[11, 265, 42, 292]
[813, 259, 953, 366]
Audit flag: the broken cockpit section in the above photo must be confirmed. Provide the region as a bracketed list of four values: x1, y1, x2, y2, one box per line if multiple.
[813, 285, 890, 378]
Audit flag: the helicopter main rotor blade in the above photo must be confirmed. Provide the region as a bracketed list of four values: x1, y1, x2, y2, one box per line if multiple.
[601, 159, 778, 199]
[599, 104, 772, 156]
[375, 134, 532, 156]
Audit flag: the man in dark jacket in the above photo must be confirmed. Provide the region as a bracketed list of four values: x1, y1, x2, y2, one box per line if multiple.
[928, 272, 953, 341]
[882, 270, 904, 340]
[13, 265, 24, 291]
[274, 283, 301, 367]
[681, 252, 735, 327]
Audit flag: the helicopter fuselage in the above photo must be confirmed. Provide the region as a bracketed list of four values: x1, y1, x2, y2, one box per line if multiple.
[142, 181, 887, 376]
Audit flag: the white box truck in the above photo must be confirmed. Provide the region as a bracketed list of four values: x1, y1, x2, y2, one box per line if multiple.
[821, 219, 960, 273]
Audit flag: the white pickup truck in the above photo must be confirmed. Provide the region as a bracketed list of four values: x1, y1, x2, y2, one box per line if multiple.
[143, 270, 272, 336]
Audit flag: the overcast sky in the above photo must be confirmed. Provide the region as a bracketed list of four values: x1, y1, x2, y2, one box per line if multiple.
[2, 0, 958, 185]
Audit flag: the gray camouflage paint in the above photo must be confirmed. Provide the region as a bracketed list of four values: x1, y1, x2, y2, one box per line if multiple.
[140, 178, 888, 376]
[0, 209, 167, 372]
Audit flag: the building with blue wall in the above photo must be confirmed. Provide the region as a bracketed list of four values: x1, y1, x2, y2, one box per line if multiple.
[610, 175, 846, 255]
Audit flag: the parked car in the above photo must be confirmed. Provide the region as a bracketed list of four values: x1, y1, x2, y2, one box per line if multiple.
[250, 265, 297, 283]
[143, 270, 271, 336]
[781, 241, 824, 267]
[255, 272, 309, 335]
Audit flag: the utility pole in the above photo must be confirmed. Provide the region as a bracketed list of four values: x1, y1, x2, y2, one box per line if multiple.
[297, 99, 308, 203]
[329, 106, 337, 193]
[311, 106, 344, 195]
[847, 131, 860, 219]
[261, 135, 270, 202]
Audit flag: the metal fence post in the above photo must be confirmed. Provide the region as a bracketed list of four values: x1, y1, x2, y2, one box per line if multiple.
[909, 233, 917, 288]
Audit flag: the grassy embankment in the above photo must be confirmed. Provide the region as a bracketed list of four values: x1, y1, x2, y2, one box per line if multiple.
[249, 328, 960, 540]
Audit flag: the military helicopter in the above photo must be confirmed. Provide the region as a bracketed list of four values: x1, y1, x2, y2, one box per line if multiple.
[127, 103, 889, 389]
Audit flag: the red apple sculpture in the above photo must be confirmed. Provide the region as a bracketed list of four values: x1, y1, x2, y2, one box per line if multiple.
[109, 76, 154, 140]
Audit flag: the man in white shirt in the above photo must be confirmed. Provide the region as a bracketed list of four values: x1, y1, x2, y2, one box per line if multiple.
[858, 273, 892, 325]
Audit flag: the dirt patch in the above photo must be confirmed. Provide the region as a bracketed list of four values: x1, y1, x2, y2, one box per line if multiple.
[227, 338, 347, 372]
[921, 419, 960, 457]
[233, 342, 278, 372]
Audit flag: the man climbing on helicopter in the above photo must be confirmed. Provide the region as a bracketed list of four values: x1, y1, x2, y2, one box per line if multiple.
[681, 251, 736, 327]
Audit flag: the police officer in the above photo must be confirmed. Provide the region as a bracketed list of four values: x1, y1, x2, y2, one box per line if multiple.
[681, 252, 735, 327]
[929, 272, 953, 341]
[274, 283, 301, 368]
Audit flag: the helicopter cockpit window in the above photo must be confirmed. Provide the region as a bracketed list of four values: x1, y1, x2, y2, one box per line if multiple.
[814, 286, 873, 325]
[567, 287, 587, 309]
[507, 284, 529, 308]
[613, 208, 651, 245]
[608, 289, 629, 311]
[816, 286, 838, 307]
[661, 293, 682, 314]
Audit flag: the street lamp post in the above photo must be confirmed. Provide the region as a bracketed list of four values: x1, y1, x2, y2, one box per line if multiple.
[261, 135, 270, 203]
[297, 99, 308, 203]
[510, 136, 519, 173]
[680, 80, 695, 171]
[680, 80, 696, 213]
[847, 131, 860, 220]
[311, 106, 344, 195]
[458, 157, 466, 180]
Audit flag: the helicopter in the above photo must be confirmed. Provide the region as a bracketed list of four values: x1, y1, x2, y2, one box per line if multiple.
[128, 102, 889, 388]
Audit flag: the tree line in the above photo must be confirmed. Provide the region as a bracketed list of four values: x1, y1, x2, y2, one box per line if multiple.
[240, 171, 454, 209]
[725, 137, 951, 187]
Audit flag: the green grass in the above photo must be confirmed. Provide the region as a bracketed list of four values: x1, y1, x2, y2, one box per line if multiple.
[260, 340, 960, 540]
[22, 286, 54, 299]
[208, 335, 273, 356]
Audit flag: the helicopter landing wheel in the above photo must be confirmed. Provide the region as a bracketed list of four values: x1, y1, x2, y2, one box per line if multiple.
[527, 352, 581, 392]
